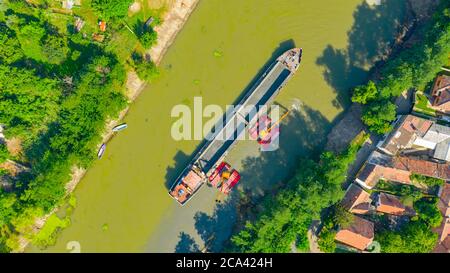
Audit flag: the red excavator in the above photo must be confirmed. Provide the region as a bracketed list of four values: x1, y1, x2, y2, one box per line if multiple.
[208, 162, 241, 202]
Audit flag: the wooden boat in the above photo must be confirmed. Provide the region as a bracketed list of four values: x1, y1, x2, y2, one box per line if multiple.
[112, 123, 128, 132]
[97, 143, 106, 159]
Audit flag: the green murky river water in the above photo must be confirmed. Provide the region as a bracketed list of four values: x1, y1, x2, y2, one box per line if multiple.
[30, 0, 407, 252]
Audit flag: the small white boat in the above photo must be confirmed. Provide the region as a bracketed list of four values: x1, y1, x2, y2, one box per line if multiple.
[112, 123, 128, 132]
[97, 143, 106, 159]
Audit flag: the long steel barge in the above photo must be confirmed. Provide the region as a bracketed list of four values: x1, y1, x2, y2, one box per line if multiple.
[169, 48, 303, 205]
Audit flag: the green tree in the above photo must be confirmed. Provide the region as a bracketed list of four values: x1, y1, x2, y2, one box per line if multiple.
[410, 174, 444, 187]
[16, 21, 46, 60]
[0, 65, 60, 137]
[140, 29, 158, 49]
[0, 191, 17, 227]
[41, 34, 69, 64]
[317, 229, 336, 253]
[0, 143, 9, 163]
[377, 220, 438, 253]
[351, 81, 378, 104]
[361, 100, 396, 134]
[331, 204, 354, 229]
[135, 59, 159, 81]
[91, 0, 133, 20]
[0, 23, 23, 64]
[414, 198, 443, 228]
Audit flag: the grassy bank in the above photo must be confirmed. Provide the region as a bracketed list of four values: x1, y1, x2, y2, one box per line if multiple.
[0, 0, 165, 252]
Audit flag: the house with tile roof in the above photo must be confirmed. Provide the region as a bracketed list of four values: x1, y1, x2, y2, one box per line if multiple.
[433, 235, 450, 253]
[430, 75, 450, 114]
[355, 151, 411, 189]
[375, 192, 406, 215]
[377, 115, 432, 156]
[355, 150, 450, 189]
[377, 115, 450, 162]
[437, 182, 450, 218]
[335, 216, 374, 251]
[414, 123, 450, 162]
[433, 182, 450, 253]
[341, 183, 372, 215]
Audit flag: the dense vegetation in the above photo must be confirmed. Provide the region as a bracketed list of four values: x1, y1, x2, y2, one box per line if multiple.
[132, 53, 160, 81]
[351, 2, 450, 134]
[0, 0, 161, 251]
[377, 220, 438, 253]
[376, 197, 441, 253]
[0, 143, 9, 163]
[229, 134, 367, 253]
[410, 173, 445, 187]
[91, 0, 134, 20]
[317, 204, 354, 253]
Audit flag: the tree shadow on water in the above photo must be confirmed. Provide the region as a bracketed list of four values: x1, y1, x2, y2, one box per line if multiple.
[237, 105, 331, 200]
[185, 105, 332, 252]
[164, 40, 298, 190]
[316, 0, 411, 109]
[174, 232, 200, 253]
[193, 191, 240, 252]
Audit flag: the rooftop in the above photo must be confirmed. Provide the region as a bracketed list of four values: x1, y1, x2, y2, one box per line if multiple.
[335, 216, 374, 251]
[393, 156, 450, 180]
[341, 183, 372, 214]
[433, 235, 450, 253]
[355, 151, 411, 189]
[438, 182, 450, 217]
[430, 75, 450, 111]
[378, 114, 450, 162]
[378, 115, 432, 155]
[376, 192, 406, 215]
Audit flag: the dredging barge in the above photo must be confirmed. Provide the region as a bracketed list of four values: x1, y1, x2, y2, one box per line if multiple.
[169, 48, 303, 205]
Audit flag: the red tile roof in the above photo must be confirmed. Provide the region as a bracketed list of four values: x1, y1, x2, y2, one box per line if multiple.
[99, 21, 107, 32]
[357, 155, 450, 189]
[356, 163, 411, 188]
[341, 183, 371, 214]
[376, 193, 406, 215]
[335, 216, 374, 251]
[438, 182, 450, 217]
[433, 236, 450, 253]
[431, 75, 450, 112]
[378, 115, 432, 155]
[393, 156, 450, 180]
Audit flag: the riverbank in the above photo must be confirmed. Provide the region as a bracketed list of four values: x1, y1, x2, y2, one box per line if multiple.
[27, 0, 409, 253]
[17, 0, 200, 252]
[325, 0, 439, 151]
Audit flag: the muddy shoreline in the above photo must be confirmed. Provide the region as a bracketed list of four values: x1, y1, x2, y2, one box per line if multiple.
[17, 0, 201, 252]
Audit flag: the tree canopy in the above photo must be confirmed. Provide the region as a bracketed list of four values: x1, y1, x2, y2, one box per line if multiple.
[0, 23, 23, 64]
[230, 135, 366, 253]
[0, 65, 60, 138]
[139, 29, 158, 49]
[414, 198, 443, 228]
[91, 0, 133, 20]
[351, 80, 378, 104]
[361, 100, 396, 134]
[357, 2, 450, 134]
[377, 220, 438, 253]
